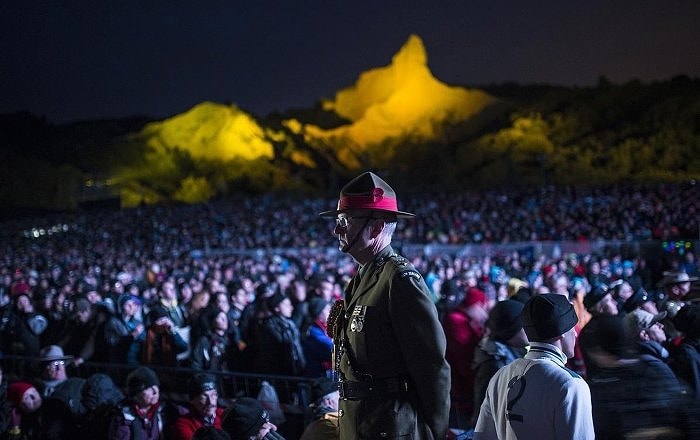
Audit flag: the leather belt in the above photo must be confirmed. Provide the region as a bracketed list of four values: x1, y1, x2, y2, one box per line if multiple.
[339, 377, 410, 400]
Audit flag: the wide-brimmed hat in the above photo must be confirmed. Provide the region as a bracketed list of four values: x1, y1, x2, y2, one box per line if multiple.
[659, 271, 699, 287]
[319, 172, 415, 218]
[38, 345, 73, 362]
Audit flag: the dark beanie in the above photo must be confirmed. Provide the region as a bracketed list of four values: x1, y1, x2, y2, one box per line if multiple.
[593, 315, 630, 357]
[309, 297, 330, 320]
[266, 292, 287, 311]
[311, 377, 338, 402]
[126, 366, 159, 397]
[487, 300, 525, 342]
[192, 426, 231, 440]
[188, 373, 218, 399]
[191, 426, 231, 440]
[674, 305, 700, 338]
[221, 397, 268, 439]
[148, 306, 169, 323]
[583, 284, 609, 311]
[522, 294, 578, 342]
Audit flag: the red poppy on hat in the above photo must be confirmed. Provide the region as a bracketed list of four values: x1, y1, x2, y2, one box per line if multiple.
[319, 172, 415, 218]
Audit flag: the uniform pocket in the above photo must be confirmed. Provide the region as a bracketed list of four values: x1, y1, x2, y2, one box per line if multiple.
[359, 397, 417, 439]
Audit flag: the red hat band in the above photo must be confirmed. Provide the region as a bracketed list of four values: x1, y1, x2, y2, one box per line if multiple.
[338, 188, 399, 212]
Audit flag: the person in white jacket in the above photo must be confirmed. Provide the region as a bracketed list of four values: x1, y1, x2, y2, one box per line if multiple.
[474, 294, 594, 440]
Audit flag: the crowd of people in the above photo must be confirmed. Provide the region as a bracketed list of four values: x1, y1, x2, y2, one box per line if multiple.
[0, 180, 698, 439]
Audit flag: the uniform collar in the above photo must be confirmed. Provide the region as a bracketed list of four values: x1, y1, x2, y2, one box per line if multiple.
[525, 342, 568, 367]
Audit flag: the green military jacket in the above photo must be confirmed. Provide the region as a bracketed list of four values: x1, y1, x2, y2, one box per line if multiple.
[337, 246, 451, 439]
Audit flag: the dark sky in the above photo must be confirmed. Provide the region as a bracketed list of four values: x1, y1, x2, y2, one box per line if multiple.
[2, 1, 699, 123]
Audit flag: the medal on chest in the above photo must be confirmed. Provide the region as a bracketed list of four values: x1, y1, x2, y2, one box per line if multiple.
[350, 305, 367, 332]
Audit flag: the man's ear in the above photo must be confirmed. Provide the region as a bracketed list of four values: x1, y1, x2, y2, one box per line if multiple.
[369, 219, 385, 239]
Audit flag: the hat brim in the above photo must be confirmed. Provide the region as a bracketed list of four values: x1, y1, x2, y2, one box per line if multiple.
[659, 276, 700, 287]
[40, 355, 74, 362]
[651, 311, 668, 324]
[319, 208, 415, 219]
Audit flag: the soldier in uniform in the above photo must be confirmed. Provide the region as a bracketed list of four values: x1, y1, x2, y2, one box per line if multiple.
[319, 172, 451, 439]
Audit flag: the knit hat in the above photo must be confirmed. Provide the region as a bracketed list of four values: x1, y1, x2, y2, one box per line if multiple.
[148, 306, 169, 323]
[462, 288, 488, 308]
[594, 315, 630, 357]
[674, 305, 700, 338]
[221, 397, 269, 439]
[308, 297, 330, 320]
[487, 300, 525, 342]
[7, 382, 35, 408]
[522, 294, 578, 342]
[188, 373, 218, 399]
[74, 298, 91, 313]
[265, 292, 287, 311]
[126, 366, 159, 397]
[311, 377, 338, 402]
[192, 426, 231, 440]
[117, 294, 141, 312]
[583, 284, 610, 311]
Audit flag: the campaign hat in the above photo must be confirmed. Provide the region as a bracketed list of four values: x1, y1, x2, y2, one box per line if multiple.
[319, 172, 414, 218]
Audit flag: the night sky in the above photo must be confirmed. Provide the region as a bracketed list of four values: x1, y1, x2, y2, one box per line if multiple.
[2, 1, 699, 123]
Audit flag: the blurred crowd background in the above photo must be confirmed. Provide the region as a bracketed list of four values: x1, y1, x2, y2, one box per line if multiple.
[0, 181, 698, 439]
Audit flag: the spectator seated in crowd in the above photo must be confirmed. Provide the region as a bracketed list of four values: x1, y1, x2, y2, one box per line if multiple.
[107, 366, 172, 440]
[300, 377, 339, 440]
[470, 299, 528, 428]
[221, 397, 284, 440]
[0, 182, 698, 437]
[171, 373, 226, 439]
[587, 315, 689, 439]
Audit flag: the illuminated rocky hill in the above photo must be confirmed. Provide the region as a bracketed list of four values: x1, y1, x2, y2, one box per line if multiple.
[139, 101, 275, 161]
[286, 34, 497, 170]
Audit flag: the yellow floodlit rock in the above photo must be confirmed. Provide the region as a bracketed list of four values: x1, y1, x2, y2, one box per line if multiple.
[140, 101, 274, 161]
[297, 34, 495, 167]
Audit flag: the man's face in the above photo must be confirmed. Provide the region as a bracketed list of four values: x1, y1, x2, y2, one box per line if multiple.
[645, 322, 667, 343]
[20, 387, 42, 413]
[616, 282, 634, 301]
[16, 295, 33, 313]
[191, 389, 218, 418]
[275, 298, 294, 318]
[135, 385, 159, 408]
[333, 213, 374, 254]
[44, 360, 68, 381]
[317, 281, 334, 301]
[213, 312, 229, 331]
[561, 326, 578, 359]
[161, 282, 177, 300]
[215, 294, 230, 313]
[76, 308, 91, 323]
[596, 294, 618, 316]
[122, 299, 139, 317]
